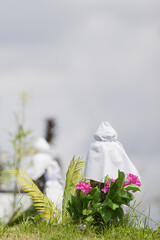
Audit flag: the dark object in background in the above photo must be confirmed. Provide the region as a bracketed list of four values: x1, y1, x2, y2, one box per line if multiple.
[45, 118, 56, 144]
[45, 117, 62, 168]
[33, 174, 45, 193]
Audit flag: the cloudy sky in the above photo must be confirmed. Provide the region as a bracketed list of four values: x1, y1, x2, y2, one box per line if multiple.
[0, 1, 160, 216]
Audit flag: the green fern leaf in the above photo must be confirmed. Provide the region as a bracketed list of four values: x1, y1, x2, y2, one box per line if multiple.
[62, 156, 85, 222]
[9, 168, 57, 221]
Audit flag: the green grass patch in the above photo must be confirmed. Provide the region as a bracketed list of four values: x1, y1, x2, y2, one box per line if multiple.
[0, 215, 160, 240]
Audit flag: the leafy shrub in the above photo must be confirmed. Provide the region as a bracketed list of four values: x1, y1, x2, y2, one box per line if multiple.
[67, 170, 141, 226]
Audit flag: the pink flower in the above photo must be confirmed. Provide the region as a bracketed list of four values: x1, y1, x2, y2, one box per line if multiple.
[101, 184, 110, 193]
[122, 181, 128, 187]
[101, 179, 116, 193]
[125, 173, 141, 186]
[111, 178, 116, 182]
[76, 182, 92, 194]
[123, 173, 141, 191]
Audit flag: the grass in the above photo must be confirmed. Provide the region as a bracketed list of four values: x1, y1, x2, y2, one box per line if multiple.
[0, 208, 160, 240]
[1, 221, 160, 240]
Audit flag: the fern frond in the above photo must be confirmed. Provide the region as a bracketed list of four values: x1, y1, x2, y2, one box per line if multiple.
[9, 168, 56, 221]
[62, 156, 85, 222]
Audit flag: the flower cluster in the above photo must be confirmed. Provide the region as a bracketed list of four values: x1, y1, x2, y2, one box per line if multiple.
[76, 181, 92, 194]
[68, 171, 141, 226]
[101, 173, 141, 194]
[124, 173, 141, 186]
[123, 173, 141, 192]
[76, 173, 141, 195]
[101, 179, 116, 193]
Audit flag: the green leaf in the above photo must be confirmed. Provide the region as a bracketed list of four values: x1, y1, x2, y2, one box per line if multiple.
[124, 184, 141, 192]
[91, 187, 101, 204]
[82, 198, 90, 210]
[70, 195, 82, 214]
[119, 189, 130, 199]
[9, 169, 56, 221]
[114, 206, 124, 221]
[62, 156, 85, 222]
[82, 209, 93, 215]
[99, 207, 112, 224]
[105, 199, 119, 210]
[104, 175, 110, 183]
[85, 215, 94, 223]
[117, 170, 125, 187]
[78, 191, 92, 210]
[107, 182, 119, 200]
[67, 196, 82, 223]
[107, 170, 125, 200]
[80, 191, 93, 200]
[113, 196, 124, 205]
[119, 189, 135, 201]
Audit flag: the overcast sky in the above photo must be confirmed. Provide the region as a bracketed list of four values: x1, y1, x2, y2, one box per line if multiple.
[0, 0, 160, 221]
[0, 0, 160, 170]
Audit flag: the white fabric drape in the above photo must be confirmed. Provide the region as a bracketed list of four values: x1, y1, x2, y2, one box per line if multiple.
[84, 121, 140, 182]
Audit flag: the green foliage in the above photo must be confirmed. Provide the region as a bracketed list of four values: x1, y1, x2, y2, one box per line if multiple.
[7, 155, 84, 224]
[62, 156, 85, 222]
[0, 92, 36, 223]
[9, 168, 59, 222]
[9, 113, 34, 169]
[124, 184, 141, 192]
[1, 219, 160, 240]
[67, 170, 140, 227]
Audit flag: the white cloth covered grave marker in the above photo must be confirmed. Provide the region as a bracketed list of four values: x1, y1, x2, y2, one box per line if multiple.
[84, 121, 140, 182]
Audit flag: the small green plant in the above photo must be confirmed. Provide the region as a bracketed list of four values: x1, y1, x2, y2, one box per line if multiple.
[9, 168, 59, 222]
[0, 91, 35, 224]
[9, 156, 85, 223]
[9, 91, 34, 170]
[67, 170, 141, 226]
[62, 156, 85, 222]
[1, 91, 34, 179]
